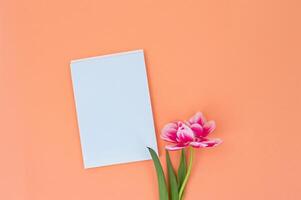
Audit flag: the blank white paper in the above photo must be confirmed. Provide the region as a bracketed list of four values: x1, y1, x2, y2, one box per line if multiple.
[70, 50, 158, 168]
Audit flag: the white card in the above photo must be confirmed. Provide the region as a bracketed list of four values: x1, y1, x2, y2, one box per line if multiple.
[71, 50, 158, 168]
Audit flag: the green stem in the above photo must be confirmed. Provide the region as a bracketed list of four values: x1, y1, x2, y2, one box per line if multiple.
[179, 146, 194, 199]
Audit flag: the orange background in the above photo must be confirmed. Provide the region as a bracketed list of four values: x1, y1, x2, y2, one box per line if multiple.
[1, 0, 301, 199]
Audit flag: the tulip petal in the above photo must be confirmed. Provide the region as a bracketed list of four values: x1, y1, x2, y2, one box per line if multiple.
[189, 141, 208, 148]
[202, 120, 216, 137]
[189, 112, 206, 125]
[161, 122, 178, 143]
[190, 123, 204, 138]
[165, 143, 187, 151]
[201, 138, 222, 147]
[176, 122, 194, 143]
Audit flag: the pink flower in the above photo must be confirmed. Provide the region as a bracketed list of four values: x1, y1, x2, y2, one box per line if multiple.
[161, 112, 222, 151]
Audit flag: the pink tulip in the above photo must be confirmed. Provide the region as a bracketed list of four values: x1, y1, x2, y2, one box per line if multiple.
[161, 112, 222, 151]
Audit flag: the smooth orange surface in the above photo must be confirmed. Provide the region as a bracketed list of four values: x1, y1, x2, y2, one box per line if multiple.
[1, 0, 301, 199]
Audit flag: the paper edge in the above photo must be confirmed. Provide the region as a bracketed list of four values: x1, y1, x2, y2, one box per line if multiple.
[70, 49, 143, 64]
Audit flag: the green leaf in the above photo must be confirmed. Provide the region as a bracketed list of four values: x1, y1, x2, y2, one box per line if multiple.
[177, 149, 187, 190]
[166, 150, 179, 200]
[148, 147, 169, 200]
